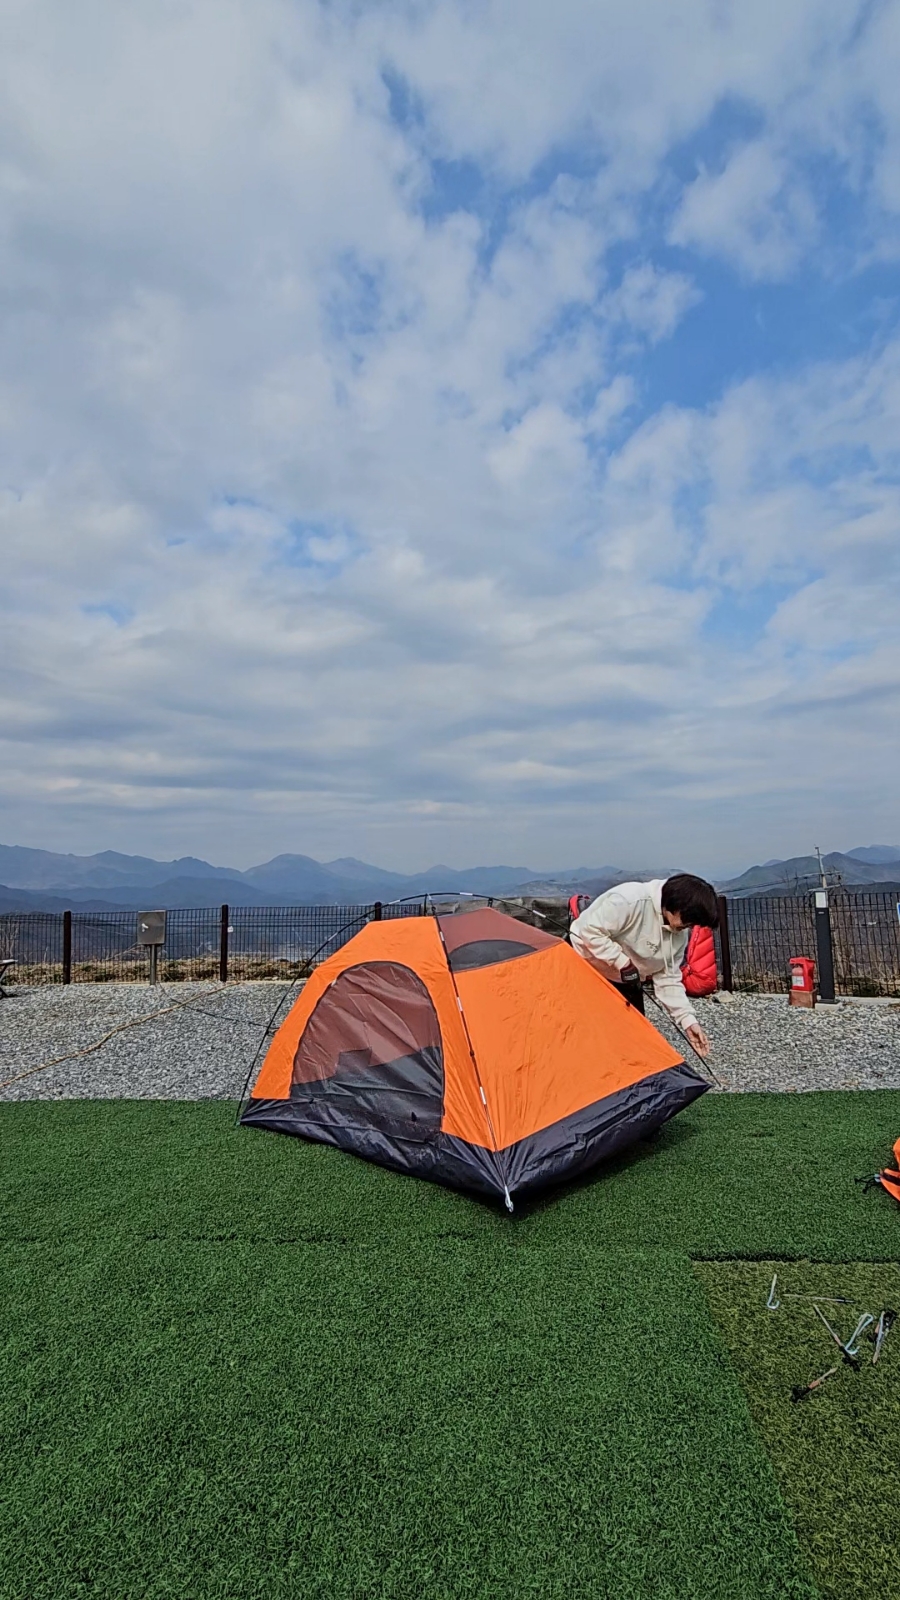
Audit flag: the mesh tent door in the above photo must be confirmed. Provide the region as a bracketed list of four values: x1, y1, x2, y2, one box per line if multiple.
[290, 961, 444, 1142]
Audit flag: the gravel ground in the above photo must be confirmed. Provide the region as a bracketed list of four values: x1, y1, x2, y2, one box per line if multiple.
[651, 992, 900, 1092]
[0, 981, 298, 1102]
[0, 981, 898, 1101]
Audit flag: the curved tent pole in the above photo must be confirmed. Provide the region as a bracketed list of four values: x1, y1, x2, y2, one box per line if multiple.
[234, 906, 387, 1122]
[236, 893, 488, 1121]
[643, 988, 723, 1090]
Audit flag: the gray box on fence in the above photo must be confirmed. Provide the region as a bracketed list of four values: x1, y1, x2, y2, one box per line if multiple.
[137, 910, 167, 947]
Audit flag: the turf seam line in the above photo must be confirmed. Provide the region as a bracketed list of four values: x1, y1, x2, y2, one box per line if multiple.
[0, 1229, 488, 1246]
[691, 1253, 900, 1266]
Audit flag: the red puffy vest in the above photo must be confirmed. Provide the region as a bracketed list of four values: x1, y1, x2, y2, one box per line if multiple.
[681, 925, 718, 996]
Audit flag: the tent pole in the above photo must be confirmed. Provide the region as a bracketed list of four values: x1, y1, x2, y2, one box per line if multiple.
[644, 989, 724, 1090]
[432, 912, 513, 1212]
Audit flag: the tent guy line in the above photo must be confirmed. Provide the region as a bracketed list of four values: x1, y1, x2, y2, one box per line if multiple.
[0, 984, 229, 1091]
[644, 987, 724, 1089]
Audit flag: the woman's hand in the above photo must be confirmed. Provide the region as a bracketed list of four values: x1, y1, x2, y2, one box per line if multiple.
[685, 1023, 711, 1059]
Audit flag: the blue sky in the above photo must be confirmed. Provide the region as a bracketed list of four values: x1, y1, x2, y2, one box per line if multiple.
[1, 0, 899, 875]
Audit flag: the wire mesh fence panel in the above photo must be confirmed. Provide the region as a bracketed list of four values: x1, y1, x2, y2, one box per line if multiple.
[68, 912, 149, 982]
[158, 909, 222, 982]
[4, 892, 898, 994]
[726, 896, 818, 993]
[829, 891, 900, 997]
[0, 901, 429, 988]
[0, 913, 66, 985]
[380, 898, 428, 919]
[227, 904, 379, 980]
[66, 908, 223, 982]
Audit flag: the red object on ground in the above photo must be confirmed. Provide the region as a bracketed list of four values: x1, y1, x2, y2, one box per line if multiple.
[788, 955, 816, 1008]
[682, 925, 718, 996]
[789, 957, 816, 993]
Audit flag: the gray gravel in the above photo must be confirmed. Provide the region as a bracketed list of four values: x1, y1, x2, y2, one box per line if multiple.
[0, 981, 299, 1102]
[1, 981, 898, 1100]
[650, 992, 900, 1092]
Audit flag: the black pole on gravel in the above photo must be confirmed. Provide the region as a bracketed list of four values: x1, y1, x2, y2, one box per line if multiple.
[716, 896, 733, 993]
[814, 889, 836, 1003]
[62, 910, 72, 986]
[219, 904, 229, 984]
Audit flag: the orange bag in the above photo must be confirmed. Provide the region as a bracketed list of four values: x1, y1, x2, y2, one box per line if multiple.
[880, 1137, 900, 1202]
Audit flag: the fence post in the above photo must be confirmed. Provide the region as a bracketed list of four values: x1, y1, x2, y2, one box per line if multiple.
[62, 910, 72, 986]
[219, 905, 229, 983]
[373, 901, 382, 921]
[814, 889, 836, 1002]
[716, 896, 733, 992]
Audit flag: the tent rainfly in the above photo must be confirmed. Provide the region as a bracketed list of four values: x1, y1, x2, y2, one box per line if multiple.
[240, 908, 708, 1208]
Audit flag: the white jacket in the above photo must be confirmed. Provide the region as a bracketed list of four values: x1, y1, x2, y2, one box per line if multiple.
[570, 879, 698, 1032]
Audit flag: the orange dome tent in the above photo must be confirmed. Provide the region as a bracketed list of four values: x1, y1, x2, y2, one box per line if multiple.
[240, 908, 709, 1208]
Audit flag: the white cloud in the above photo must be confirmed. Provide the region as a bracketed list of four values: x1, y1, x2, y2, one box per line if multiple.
[370, 0, 856, 182]
[585, 375, 636, 438]
[0, 0, 899, 873]
[603, 263, 701, 342]
[487, 404, 588, 490]
[669, 142, 817, 279]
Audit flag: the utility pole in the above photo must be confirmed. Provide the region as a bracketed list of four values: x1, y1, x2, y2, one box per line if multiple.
[815, 845, 827, 890]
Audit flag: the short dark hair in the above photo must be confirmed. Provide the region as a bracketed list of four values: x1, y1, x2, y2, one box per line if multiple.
[661, 874, 719, 928]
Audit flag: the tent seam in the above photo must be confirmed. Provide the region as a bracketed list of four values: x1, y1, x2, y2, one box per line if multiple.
[431, 911, 513, 1211]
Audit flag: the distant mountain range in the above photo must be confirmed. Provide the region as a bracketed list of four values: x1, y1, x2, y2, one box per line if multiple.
[0, 843, 643, 912]
[716, 848, 900, 897]
[0, 841, 898, 912]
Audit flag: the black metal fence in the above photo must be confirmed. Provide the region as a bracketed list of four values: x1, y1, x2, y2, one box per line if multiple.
[1, 891, 898, 995]
[723, 895, 817, 994]
[0, 899, 428, 986]
[0, 912, 65, 985]
[225, 900, 424, 981]
[716, 890, 900, 996]
[828, 891, 900, 998]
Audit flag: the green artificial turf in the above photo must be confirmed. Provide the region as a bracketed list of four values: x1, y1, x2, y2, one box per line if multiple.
[1, 1092, 899, 1599]
[697, 1260, 900, 1600]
